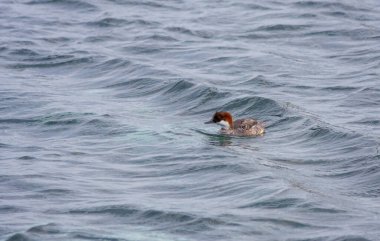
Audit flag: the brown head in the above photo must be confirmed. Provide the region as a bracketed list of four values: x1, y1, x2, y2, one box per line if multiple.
[204, 111, 234, 129]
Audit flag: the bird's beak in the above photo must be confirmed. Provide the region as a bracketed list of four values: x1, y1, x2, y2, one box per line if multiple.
[204, 120, 213, 124]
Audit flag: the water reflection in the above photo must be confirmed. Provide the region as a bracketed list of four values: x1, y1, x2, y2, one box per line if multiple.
[194, 129, 233, 146]
[207, 134, 233, 146]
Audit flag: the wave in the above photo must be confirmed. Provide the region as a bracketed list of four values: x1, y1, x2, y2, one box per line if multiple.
[87, 18, 159, 28]
[68, 204, 235, 232]
[25, 0, 98, 11]
[7, 54, 94, 69]
[165, 26, 215, 39]
[293, 1, 371, 12]
[107, 0, 180, 10]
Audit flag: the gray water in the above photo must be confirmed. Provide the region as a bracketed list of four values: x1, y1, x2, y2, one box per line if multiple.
[1, 0, 380, 240]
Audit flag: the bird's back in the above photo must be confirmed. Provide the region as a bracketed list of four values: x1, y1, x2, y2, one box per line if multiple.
[233, 118, 265, 136]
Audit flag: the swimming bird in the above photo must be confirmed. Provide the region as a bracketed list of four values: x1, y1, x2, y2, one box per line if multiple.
[205, 111, 265, 136]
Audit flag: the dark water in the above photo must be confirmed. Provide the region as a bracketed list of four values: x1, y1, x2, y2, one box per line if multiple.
[1, 0, 380, 240]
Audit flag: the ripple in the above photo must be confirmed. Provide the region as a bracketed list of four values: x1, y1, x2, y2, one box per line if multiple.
[5, 233, 31, 241]
[18, 156, 36, 160]
[255, 24, 311, 32]
[237, 75, 283, 88]
[68, 204, 232, 232]
[305, 29, 378, 40]
[8, 48, 39, 57]
[25, 0, 98, 11]
[0, 118, 38, 125]
[0, 205, 26, 214]
[108, 0, 180, 10]
[86, 17, 160, 29]
[293, 1, 368, 11]
[7, 54, 94, 69]
[221, 96, 285, 118]
[250, 217, 326, 229]
[39, 112, 93, 126]
[166, 26, 214, 39]
[135, 34, 178, 42]
[239, 197, 303, 209]
[27, 223, 60, 234]
[87, 17, 130, 28]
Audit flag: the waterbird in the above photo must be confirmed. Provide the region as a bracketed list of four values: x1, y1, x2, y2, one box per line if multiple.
[205, 111, 265, 136]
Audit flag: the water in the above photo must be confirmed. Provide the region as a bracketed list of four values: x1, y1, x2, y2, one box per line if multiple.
[1, 0, 380, 240]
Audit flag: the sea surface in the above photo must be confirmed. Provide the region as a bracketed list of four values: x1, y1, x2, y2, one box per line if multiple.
[1, 0, 380, 240]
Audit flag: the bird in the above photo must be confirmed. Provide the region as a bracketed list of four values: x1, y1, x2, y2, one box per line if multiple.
[205, 111, 265, 136]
